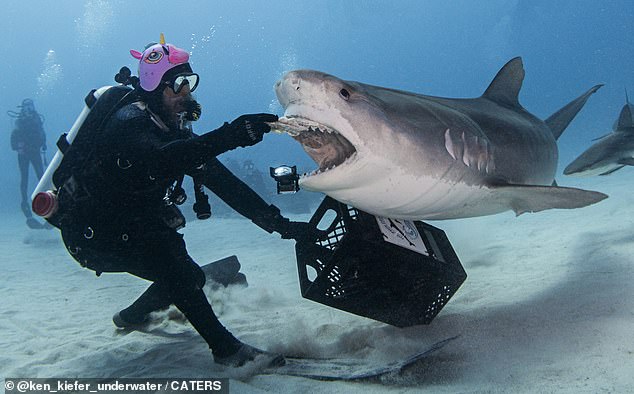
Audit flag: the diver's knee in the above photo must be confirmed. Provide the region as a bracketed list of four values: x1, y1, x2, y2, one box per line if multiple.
[189, 262, 206, 289]
[196, 266, 206, 288]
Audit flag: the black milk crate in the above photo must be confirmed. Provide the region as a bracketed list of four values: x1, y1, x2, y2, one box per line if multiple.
[295, 196, 467, 327]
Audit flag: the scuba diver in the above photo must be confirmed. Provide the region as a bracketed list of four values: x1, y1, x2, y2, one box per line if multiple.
[55, 36, 316, 368]
[8, 99, 47, 223]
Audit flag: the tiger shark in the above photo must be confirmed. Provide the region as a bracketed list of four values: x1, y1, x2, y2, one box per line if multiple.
[271, 57, 608, 220]
[564, 96, 634, 176]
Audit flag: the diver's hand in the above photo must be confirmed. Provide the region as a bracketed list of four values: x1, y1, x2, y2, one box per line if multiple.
[251, 204, 319, 242]
[278, 220, 321, 243]
[196, 113, 278, 157]
[184, 99, 202, 121]
[225, 113, 278, 148]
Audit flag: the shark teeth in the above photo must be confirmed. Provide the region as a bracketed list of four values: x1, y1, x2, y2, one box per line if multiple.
[267, 116, 337, 136]
[299, 152, 358, 180]
[269, 116, 357, 176]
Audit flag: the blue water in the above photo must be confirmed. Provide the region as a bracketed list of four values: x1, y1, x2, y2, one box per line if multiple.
[2, 2, 634, 391]
[2, 1, 633, 214]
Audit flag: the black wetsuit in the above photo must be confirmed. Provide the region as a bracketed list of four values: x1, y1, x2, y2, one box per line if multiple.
[11, 113, 46, 217]
[59, 101, 286, 357]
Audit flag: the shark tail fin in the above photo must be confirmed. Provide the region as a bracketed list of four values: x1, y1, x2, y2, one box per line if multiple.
[545, 84, 603, 140]
[482, 57, 524, 108]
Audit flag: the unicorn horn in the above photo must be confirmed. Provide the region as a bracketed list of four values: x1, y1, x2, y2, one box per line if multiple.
[160, 33, 165, 45]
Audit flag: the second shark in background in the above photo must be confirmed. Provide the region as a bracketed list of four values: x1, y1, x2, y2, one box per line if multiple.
[565, 94, 634, 176]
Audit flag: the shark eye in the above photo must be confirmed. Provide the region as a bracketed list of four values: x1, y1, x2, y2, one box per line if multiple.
[339, 88, 350, 100]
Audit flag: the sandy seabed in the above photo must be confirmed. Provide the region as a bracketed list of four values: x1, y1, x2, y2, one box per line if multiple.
[1, 174, 632, 394]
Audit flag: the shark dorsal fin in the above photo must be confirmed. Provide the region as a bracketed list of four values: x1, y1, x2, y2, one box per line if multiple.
[482, 57, 525, 108]
[616, 102, 634, 130]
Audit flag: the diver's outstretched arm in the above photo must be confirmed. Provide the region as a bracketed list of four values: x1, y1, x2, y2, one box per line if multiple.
[195, 158, 317, 241]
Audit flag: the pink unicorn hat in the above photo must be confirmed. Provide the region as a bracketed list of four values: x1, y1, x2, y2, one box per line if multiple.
[130, 33, 191, 92]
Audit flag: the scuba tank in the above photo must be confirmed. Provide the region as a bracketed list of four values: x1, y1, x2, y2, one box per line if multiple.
[31, 84, 136, 224]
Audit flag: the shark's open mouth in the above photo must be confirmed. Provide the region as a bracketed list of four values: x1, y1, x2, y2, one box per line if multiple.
[268, 116, 356, 176]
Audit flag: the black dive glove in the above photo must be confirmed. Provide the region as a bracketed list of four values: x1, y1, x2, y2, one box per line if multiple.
[278, 220, 321, 243]
[253, 204, 321, 242]
[224, 113, 277, 147]
[195, 113, 277, 156]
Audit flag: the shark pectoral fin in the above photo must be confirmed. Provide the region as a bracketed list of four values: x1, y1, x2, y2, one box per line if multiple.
[591, 132, 612, 142]
[600, 165, 625, 176]
[489, 184, 608, 216]
[617, 157, 634, 166]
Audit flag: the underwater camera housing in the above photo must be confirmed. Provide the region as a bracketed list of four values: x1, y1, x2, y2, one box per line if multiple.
[295, 196, 467, 327]
[270, 165, 300, 194]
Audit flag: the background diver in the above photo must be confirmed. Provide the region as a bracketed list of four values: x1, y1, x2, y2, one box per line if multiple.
[8, 98, 48, 228]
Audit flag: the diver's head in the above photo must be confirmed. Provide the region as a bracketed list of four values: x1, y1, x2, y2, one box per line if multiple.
[159, 63, 199, 114]
[19, 99, 35, 115]
[130, 33, 198, 94]
[130, 34, 199, 120]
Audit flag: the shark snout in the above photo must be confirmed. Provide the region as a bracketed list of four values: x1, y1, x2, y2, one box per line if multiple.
[563, 153, 597, 176]
[274, 71, 304, 109]
[563, 163, 585, 176]
[564, 156, 611, 177]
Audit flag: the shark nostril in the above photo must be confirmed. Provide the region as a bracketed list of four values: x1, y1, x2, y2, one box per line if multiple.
[290, 78, 301, 91]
